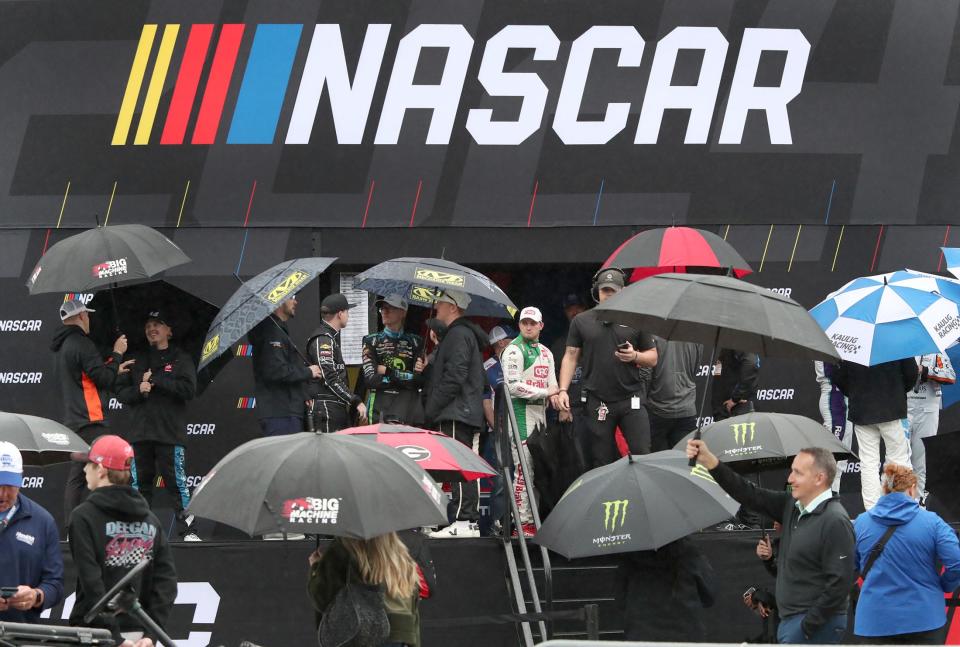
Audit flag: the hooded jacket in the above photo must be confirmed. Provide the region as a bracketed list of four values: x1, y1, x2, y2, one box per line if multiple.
[711, 349, 760, 411]
[0, 494, 63, 624]
[424, 317, 487, 428]
[115, 345, 197, 445]
[853, 492, 960, 637]
[248, 315, 313, 419]
[50, 325, 122, 431]
[832, 359, 918, 425]
[67, 485, 177, 641]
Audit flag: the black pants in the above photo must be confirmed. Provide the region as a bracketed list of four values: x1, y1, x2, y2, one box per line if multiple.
[64, 423, 106, 521]
[649, 413, 698, 451]
[436, 420, 480, 522]
[585, 394, 651, 468]
[131, 442, 191, 537]
[856, 626, 946, 644]
[259, 416, 303, 437]
[311, 400, 351, 434]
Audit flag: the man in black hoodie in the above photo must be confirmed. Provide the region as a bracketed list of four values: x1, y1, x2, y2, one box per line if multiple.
[52, 299, 133, 520]
[424, 289, 487, 539]
[68, 435, 177, 646]
[115, 311, 198, 540]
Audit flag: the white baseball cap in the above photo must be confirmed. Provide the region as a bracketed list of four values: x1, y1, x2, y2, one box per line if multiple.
[488, 325, 512, 345]
[519, 307, 543, 323]
[0, 441, 23, 487]
[60, 299, 95, 322]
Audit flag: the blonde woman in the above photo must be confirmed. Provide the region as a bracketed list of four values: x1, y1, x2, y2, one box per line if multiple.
[308, 532, 421, 647]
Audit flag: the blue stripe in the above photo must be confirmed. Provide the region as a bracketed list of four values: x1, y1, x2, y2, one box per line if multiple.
[130, 458, 139, 490]
[841, 288, 883, 323]
[869, 320, 939, 365]
[227, 24, 302, 144]
[174, 445, 190, 510]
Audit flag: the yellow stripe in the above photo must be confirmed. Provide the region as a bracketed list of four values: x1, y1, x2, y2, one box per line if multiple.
[56, 181, 71, 228]
[176, 180, 190, 227]
[104, 181, 118, 225]
[831, 225, 845, 272]
[787, 224, 802, 272]
[134, 24, 179, 145]
[723, 224, 730, 241]
[759, 224, 774, 272]
[112, 25, 158, 146]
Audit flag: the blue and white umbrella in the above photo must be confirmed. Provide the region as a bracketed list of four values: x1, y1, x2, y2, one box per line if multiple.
[943, 247, 960, 281]
[810, 270, 960, 366]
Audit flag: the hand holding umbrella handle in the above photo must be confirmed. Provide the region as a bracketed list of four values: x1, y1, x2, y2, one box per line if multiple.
[688, 429, 701, 467]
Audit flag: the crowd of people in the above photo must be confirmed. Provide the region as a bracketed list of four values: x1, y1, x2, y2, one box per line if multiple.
[1, 264, 960, 646]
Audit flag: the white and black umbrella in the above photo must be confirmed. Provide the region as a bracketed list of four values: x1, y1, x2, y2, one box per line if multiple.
[0, 412, 90, 466]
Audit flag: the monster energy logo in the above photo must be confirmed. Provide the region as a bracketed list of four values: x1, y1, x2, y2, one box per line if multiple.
[602, 499, 629, 532]
[731, 421, 756, 445]
[690, 464, 717, 483]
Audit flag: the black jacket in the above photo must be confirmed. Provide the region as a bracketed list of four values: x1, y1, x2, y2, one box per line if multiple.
[248, 315, 312, 419]
[424, 317, 487, 428]
[710, 462, 855, 637]
[711, 349, 760, 411]
[306, 321, 360, 408]
[115, 345, 196, 445]
[832, 359, 918, 425]
[67, 485, 177, 641]
[50, 326, 122, 431]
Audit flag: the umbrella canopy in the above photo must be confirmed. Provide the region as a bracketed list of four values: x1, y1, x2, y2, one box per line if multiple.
[921, 432, 960, 520]
[0, 412, 90, 466]
[26, 225, 190, 295]
[672, 412, 857, 473]
[592, 273, 839, 362]
[602, 226, 752, 282]
[939, 345, 960, 409]
[353, 257, 517, 318]
[534, 451, 739, 558]
[197, 257, 336, 370]
[187, 432, 448, 538]
[810, 270, 960, 365]
[943, 247, 960, 280]
[336, 423, 496, 482]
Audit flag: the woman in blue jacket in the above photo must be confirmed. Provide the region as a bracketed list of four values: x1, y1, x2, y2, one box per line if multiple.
[854, 463, 960, 643]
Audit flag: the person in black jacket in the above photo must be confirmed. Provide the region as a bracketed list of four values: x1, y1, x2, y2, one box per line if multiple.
[115, 311, 198, 540]
[68, 435, 177, 647]
[712, 348, 760, 420]
[831, 359, 917, 511]
[52, 299, 133, 521]
[306, 293, 367, 433]
[248, 295, 322, 437]
[687, 439, 855, 644]
[424, 290, 487, 539]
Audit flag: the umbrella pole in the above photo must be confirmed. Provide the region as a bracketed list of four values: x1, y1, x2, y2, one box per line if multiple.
[690, 329, 721, 467]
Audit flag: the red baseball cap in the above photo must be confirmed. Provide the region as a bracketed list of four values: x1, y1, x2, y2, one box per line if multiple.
[71, 435, 134, 471]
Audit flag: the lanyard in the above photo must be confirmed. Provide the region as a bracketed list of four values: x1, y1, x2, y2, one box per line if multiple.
[0, 504, 17, 533]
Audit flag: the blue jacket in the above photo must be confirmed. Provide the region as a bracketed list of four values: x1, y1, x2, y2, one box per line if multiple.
[854, 492, 960, 636]
[0, 493, 64, 623]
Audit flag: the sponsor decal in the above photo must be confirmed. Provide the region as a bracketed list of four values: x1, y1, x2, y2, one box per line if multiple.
[104, 520, 158, 567]
[187, 423, 216, 436]
[1, 454, 14, 469]
[20, 476, 44, 488]
[0, 319, 42, 332]
[40, 432, 70, 446]
[421, 474, 443, 506]
[236, 397, 256, 409]
[934, 313, 960, 339]
[843, 461, 861, 473]
[533, 365, 550, 379]
[281, 497, 341, 524]
[266, 270, 309, 303]
[696, 364, 721, 377]
[768, 287, 792, 299]
[731, 421, 756, 444]
[92, 258, 129, 279]
[201, 334, 220, 361]
[689, 464, 717, 483]
[0, 372, 42, 384]
[15, 531, 35, 546]
[157, 474, 207, 489]
[28, 264, 42, 285]
[398, 445, 430, 461]
[830, 333, 861, 355]
[235, 344, 254, 357]
[64, 293, 95, 304]
[414, 268, 465, 287]
[593, 499, 631, 548]
[108, 397, 123, 410]
[408, 284, 441, 305]
[756, 388, 795, 401]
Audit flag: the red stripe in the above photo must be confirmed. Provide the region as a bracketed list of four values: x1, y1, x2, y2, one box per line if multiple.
[938, 225, 952, 272]
[81, 373, 104, 423]
[361, 180, 375, 228]
[869, 225, 885, 272]
[526, 180, 539, 227]
[408, 179, 422, 228]
[243, 180, 257, 226]
[41, 228, 52, 255]
[161, 24, 214, 145]
[192, 24, 244, 144]
[657, 227, 721, 268]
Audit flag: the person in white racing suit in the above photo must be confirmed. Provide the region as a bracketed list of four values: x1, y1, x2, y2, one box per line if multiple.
[907, 353, 955, 498]
[815, 361, 854, 492]
[500, 307, 558, 537]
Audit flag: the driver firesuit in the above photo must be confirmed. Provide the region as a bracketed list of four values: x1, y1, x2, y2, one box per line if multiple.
[907, 353, 955, 495]
[361, 328, 424, 424]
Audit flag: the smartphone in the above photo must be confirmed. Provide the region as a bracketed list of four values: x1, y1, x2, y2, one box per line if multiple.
[617, 342, 631, 350]
[0, 587, 19, 598]
[742, 586, 756, 601]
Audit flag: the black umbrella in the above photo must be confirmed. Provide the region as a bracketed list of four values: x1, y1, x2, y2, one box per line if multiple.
[0, 412, 90, 466]
[186, 433, 448, 538]
[534, 451, 739, 559]
[87, 280, 230, 391]
[197, 257, 336, 370]
[353, 257, 517, 318]
[672, 412, 857, 473]
[26, 225, 190, 295]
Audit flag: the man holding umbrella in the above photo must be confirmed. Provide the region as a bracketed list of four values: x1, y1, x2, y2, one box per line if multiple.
[307, 294, 367, 433]
[52, 299, 133, 518]
[115, 310, 199, 541]
[248, 295, 322, 437]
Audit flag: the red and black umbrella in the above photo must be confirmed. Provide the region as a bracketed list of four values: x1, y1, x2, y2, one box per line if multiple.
[603, 226, 752, 282]
[336, 423, 496, 482]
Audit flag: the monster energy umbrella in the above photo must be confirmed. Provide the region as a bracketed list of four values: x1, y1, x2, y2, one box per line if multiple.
[187, 432, 448, 538]
[672, 412, 857, 473]
[26, 224, 191, 294]
[197, 257, 336, 370]
[353, 257, 517, 318]
[533, 451, 740, 559]
[0, 412, 90, 466]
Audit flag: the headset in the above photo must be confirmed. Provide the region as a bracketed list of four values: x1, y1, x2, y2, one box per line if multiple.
[591, 267, 627, 303]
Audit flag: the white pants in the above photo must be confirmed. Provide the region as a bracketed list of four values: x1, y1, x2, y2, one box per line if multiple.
[907, 400, 939, 492]
[855, 419, 911, 510]
[512, 440, 535, 526]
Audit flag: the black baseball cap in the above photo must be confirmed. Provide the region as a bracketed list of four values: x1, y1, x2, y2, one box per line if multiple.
[145, 310, 170, 326]
[562, 293, 584, 308]
[321, 293, 357, 314]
